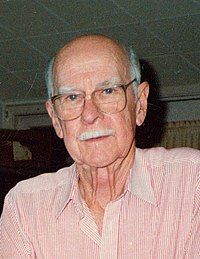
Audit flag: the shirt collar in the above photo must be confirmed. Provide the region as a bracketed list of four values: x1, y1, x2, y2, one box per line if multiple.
[128, 148, 157, 206]
[55, 163, 78, 219]
[55, 148, 157, 218]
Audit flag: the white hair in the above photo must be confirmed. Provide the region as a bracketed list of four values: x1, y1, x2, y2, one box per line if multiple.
[45, 45, 141, 99]
[45, 57, 55, 99]
[125, 46, 141, 96]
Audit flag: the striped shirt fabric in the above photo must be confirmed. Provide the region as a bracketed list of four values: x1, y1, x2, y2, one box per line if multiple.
[1, 147, 200, 258]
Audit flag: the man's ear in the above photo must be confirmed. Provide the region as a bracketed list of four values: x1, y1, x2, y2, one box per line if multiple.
[45, 100, 63, 139]
[135, 81, 149, 126]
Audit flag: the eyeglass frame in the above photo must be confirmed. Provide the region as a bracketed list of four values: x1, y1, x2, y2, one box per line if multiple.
[50, 78, 137, 121]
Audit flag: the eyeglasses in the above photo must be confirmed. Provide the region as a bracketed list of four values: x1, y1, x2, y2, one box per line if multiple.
[51, 79, 136, 121]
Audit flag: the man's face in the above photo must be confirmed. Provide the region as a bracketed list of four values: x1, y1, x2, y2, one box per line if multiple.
[48, 38, 144, 168]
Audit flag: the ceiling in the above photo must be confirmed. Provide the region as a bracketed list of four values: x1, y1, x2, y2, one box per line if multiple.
[0, 0, 200, 104]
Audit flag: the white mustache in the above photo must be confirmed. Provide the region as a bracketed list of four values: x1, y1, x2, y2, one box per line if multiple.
[78, 129, 115, 141]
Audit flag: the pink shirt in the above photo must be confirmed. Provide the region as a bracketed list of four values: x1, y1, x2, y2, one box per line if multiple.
[1, 147, 200, 258]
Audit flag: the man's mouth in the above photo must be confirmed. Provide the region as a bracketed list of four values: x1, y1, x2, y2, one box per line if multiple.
[78, 129, 115, 141]
[84, 135, 108, 142]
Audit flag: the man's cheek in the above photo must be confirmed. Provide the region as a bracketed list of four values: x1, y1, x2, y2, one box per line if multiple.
[64, 137, 80, 160]
[65, 133, 77, 149]
[61, 126, 77, 150]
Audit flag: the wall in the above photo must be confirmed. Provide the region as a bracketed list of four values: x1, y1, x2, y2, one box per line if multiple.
[165, 99, 200, 122]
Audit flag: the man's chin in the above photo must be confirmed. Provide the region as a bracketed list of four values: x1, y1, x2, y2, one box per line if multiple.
[76, 155, 119, 168]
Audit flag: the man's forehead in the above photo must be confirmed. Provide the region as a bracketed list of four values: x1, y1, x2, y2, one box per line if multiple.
[53, 77, 123, 94]
[56, 47, 126, 69]
[55, 57, 125, 79]
[52, 35, 130, 88]
[54, 36, 128, 69]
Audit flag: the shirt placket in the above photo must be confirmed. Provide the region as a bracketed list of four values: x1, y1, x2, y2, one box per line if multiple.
[100, 198, 122, 259]
[79, 203, 102, 247]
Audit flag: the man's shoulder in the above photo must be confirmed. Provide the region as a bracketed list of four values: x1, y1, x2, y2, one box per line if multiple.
[139, 147, 200, 167]
[10, 163, 76, 195]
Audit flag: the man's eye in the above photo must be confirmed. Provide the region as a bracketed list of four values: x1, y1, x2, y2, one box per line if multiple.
[103, 87, 114, 95]
[66, 94, 78, 101]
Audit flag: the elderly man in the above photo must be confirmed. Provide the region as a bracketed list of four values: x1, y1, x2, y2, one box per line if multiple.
[1, 35, 200, 258]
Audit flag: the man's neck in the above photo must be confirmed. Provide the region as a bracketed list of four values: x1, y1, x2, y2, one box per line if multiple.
[77, 144, 135, 210]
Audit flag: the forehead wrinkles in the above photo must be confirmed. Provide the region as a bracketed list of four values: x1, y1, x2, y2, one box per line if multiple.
[53, 41, 130, 86]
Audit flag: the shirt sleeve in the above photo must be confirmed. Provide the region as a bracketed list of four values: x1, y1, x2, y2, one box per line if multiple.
[184, 172, 200, 259]
[0, 191, 35, 258]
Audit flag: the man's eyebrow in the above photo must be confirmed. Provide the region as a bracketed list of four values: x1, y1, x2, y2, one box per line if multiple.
[54, 77, 123, 94]
[96, 77, 122, 88]
[54, 86, 75, 94]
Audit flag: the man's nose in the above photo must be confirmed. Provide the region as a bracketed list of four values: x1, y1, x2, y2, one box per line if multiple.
[81, 98, 103, 124]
